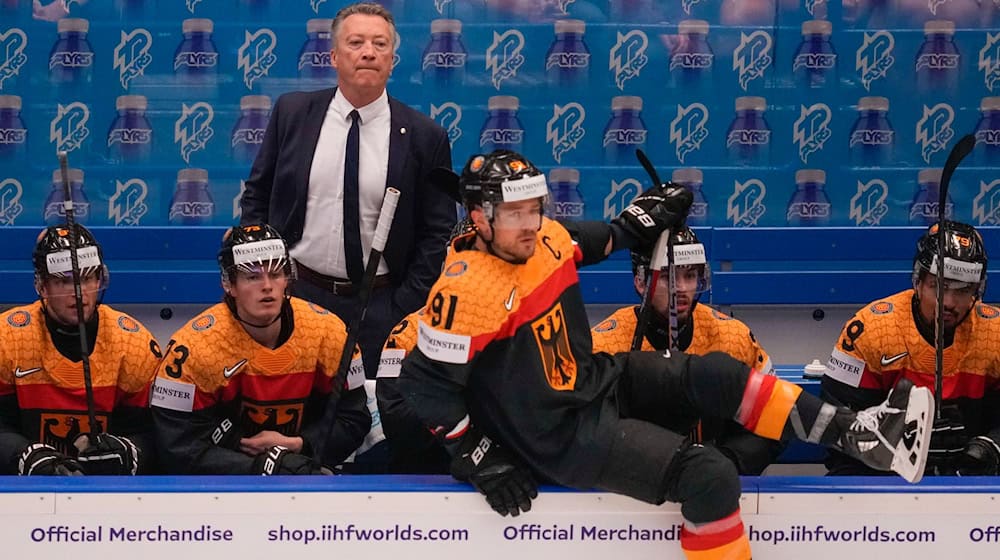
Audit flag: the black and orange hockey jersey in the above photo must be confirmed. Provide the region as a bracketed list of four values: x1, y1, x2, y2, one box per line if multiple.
[591, 304, 773, 374]
[398, 218, 626, 488]
[0, 301, 159, 473]
[590, 303, 781, 474]
[822, 289, 1000, 474]
[150, 297, 370, 474]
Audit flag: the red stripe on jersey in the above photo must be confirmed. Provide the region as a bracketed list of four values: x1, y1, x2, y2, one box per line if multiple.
[864, 368, 987, 400]
[0, 382, 14, 397]
[472, 257, 579, 352]
[216, 370, 318, 406]
[16, 383, 118, 412]
[118, 385, 151, 408]
[740, 372, 777, 433]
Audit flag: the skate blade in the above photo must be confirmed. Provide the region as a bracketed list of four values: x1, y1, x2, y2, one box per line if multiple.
[891, 386, 934, 484]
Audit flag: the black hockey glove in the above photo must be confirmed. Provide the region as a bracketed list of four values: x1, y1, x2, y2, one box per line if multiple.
[75, 433, 140, 475]
[18, 443, 84, 476]
[955, 436, 1000, 476]
[450, 433, 538, 517]
[611, 183, 693, 250]
[927, 406, 967, 475]
[253, 445, 334, 475]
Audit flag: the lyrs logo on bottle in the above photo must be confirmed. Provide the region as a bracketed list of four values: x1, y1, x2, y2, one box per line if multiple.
[486, 29, 525, 90]
[733, 30, 772, 91]
[670, 20, 713, 72]
[108, 178, 149, 226]
[232, 95, 270, 162]
[787, 169, 831, 226]
[174, 19, 218, 75]
[430, 102, 463, 148]
[299, 19, 333, 80]
[670, 103, 709, 164]
[547, 103, 586, 164]
[915, 103, 955, 164]
[50, 102, 90, 153]
[603, 178, 642, 220]
[727, 178, 766, 227]
[0, 95, 27, 155]
[973, 179, 1000, 225]
[0, 178, 23, 226]
[980, 32, 1000, 92]
[856, 31, 894, 91]
[910, 169, 952, 225]
[602, 96, 646, 165]
[0, 29, 29, 89]
[548, 168, 584, 219]
[49, 18, 93, 81]
[174, 102, 215, 163]
[169, 168, 214, 225]
[546, 20, 590, 87]
[238, 29, 277, 89]
[423, 20, 467, 72]
[114, 29, 153, 90]
[792, 103, 831, 164]
[851, 179, 889, 226]
[479, 95, 523, 152]
[610, 30, 648, 91]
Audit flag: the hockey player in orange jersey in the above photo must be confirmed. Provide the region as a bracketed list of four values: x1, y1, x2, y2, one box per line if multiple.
[398, 149, 936, 560]
[822, 221, 1000, 477]
[151, 224, 370, 475]
[0, 224, 159, 475]
[591, 226, 784, 474]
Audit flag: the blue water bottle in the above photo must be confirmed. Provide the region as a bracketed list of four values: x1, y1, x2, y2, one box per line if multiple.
[726, 96, 771, 167]
[298, 19, 334, 81]
[602, 96, 647, 166]
[0, 95, 27, 160]
[546, 19, 590, 88]
[793, 20, 837, 89]
[910, 169, 953, 225]
[973, 97, 1000, 167]
[422, 19, 467, 88]
[479, 96, 524, 154]
[44, 168, 89, 225]
[169, 168, 214, 225]
[174, 19, 218, 80]
[848, 96, 895, 167]
[107, 95, 153, 164]
[787, 169, 831, 226]
[672, 168, 709, 226]
[548, 168, 584, 220]
[670, 20, 714, 89]
[232, 95, 271, 163]
[49, 18, 93, 85]
[915, 20, 959, 96]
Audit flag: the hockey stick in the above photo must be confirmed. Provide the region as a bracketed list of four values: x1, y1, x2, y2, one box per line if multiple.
[632, 149, 681, 355]
[933, 134, 975, 420]
[314, 187, 401, 463]
[57, 151, 100, 435]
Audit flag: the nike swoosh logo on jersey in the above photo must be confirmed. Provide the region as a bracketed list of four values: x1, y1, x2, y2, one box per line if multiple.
[13, 367, 42, 378]
[223, 359, 248, 379]
[880, 352, 909, 366]
[504, 288, 516, 311]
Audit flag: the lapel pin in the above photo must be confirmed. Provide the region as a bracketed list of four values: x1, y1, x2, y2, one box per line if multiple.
[400, 127, 407, 134]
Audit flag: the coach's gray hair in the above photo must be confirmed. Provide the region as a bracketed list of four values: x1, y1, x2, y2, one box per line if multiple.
[330, 2, 396, 44]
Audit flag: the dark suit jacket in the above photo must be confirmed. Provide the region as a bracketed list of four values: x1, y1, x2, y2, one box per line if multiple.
[240, 87, 455, 314]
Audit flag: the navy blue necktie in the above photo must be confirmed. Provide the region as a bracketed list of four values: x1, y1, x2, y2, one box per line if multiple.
[343, 109, 364, 284]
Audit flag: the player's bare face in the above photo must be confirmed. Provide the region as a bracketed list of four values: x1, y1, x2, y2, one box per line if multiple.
[638, 266, 700, 322]
[483, 199, 543, 263]
[330, 14, 394, 106]
[40, 274, 100, 325]
[915, 275, 977, 330]
[231, 269, 288, 325]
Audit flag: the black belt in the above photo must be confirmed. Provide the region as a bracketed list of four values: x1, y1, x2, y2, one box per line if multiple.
[294, 261, 391, 296]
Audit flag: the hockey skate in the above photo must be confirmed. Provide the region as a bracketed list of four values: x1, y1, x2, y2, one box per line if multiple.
[834, 378, 934, 483]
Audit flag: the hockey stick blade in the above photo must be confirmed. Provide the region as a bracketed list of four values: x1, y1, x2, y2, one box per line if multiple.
[56, 150, 100, 434]
[938, 134, 975, 212]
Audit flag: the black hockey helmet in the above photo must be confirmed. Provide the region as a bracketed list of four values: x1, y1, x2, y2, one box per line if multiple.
[218, 223, 296, 284]
[913, 220, 987, 297]
[428, 150, 549, 218]
[631, 226, 710, 294]
[32, 223, 108, 287]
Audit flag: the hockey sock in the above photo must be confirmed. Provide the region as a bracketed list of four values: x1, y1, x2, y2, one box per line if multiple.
[734, 370, 802, 440]
[680, 508, 751, 560]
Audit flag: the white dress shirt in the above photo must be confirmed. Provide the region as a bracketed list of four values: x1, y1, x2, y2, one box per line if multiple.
[291, 89, 391, 278]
